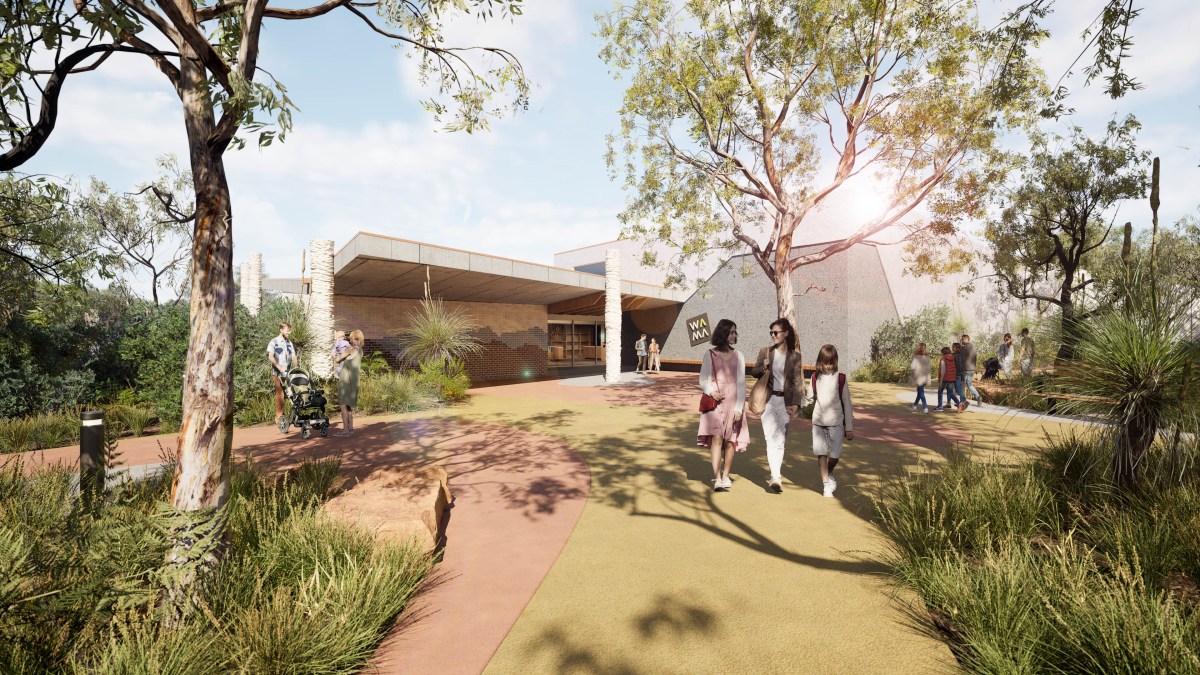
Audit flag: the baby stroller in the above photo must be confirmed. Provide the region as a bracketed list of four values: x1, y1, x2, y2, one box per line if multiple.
[279, 367, 330, 439]
[982, 357, 1001, 380]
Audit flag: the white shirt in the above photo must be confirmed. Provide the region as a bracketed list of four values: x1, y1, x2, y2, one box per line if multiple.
[267, 335, 294, 374]
[699, 349, 746, 415]
[770, 347, 786, 391]
[811, 372, 853, 431]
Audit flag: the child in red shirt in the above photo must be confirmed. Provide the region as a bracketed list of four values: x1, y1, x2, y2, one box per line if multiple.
[936, 346, 961, 412]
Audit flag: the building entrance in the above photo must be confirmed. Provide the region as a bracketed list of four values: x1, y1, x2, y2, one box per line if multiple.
[547, 319, 605, 369]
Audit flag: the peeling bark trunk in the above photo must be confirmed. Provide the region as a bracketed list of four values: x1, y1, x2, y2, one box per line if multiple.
[161, 42, 236, 620]
[774, 228, 799, 359]
[171, 51, 235, 514]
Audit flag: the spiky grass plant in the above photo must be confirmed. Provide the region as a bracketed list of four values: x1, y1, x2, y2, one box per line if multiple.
[2, 456, 431, 674]
[1054, 267, 1200, 488]
[396, 297, 483, 369]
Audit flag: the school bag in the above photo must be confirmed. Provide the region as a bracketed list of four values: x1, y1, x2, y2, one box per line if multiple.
[810, 372, 847, 423]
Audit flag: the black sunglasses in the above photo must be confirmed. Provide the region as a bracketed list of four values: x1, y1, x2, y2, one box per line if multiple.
[769, 330, 784, 337]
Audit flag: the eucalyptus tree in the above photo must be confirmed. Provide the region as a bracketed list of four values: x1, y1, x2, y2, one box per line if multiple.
[0, 0, 528, 523]
[78, 156, 195, 305]
[599, 0, 1044, 327]
[982, 116, 1148, 360]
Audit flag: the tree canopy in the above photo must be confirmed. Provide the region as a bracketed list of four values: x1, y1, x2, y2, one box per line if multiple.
[981, 115, 1148, 359]
[599, 0, 1045, 324]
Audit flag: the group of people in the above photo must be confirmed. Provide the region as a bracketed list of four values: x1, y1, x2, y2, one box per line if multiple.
[634, 333, 661, 373]
[696, 318, 853, 498]
[907, 327, 1037, 414]
[266, 322, 365, 437]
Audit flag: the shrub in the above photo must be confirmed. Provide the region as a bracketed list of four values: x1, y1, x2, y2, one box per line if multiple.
[396, 297, 483, 367]
[0, 417, 36, 454]
[235, 392, 278, 427]
[870, 303, 956, 363]
[852, 357, 909, 384]
[357, 372, 436, 415]
[876, 452, 1059, 561]
[2, 456, 431, 674]
[878, 434, 1200, 673]
[414, 357, 471, 402]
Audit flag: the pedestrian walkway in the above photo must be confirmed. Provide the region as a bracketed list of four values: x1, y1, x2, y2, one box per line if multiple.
[7, 375, 1092, 673]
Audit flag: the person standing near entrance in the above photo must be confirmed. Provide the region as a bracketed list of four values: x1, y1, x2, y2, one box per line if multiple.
[335, 329, 363, 436]
[959, 334, 981, 406]
[1018, 327, 1036, 376]
[752, 318, 805, 493]
[267, 322, 295, 433]
[698, 319, 748, 491]
[634, 333, 648, 373]
[648, 338, 661, 372]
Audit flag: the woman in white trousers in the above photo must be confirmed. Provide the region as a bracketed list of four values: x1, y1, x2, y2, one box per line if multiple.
[751, 318, 806, 493]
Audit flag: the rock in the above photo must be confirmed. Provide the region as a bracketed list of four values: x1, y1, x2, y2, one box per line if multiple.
[323, 465, 451, 554]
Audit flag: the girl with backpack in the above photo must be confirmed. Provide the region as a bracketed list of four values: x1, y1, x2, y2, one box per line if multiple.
[811, 344, 853, 498]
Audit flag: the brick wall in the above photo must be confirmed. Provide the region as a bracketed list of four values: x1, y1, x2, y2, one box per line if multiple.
[333, 296, 548, 381]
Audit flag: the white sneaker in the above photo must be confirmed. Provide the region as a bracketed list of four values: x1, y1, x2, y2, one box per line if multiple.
[721, 476, 733, 489]
[923, 407, 930, 414]
[910, 403, 917, 411]
[828, 474, 837, 492]
[769, 478, 782, 493]
[822, 479, 834, 498]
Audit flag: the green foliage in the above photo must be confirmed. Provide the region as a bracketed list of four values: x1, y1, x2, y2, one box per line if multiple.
[876, 433, 1200, 673]
[119, 297, 312, 431]
[397, 297, 484, 367]
[0, 457, 432, 673]
[983, 115, 1149, 359]
[356, 372, 436, 415]
[0, 410, 84, 453]
[871, 303, 958, 362]
[74, 156, 194, 306]
[0, 285, 138, 418]
[0, 174, 117, 311]
[1054, 266, 1200, 486]
[118, 302, 189, 432]
[361, 350, 392, 378]
[851, 358, 910, 385]
[415, 357, 471, 402]
[599, 0, 1044, 296]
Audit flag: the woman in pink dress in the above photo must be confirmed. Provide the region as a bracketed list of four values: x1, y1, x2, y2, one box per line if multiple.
[698, 318, 748, 491]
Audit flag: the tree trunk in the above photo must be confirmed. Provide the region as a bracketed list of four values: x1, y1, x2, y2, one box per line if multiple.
[1114, 413, 1156, 488]
[1056, 287, 1077, 362]
[171, 56, 235, 514]
[774, 229, 800, 362]
[161, 43, 236, 618]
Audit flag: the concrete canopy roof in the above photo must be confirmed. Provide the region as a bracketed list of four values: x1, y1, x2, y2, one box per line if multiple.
[333, 233, 689, 314]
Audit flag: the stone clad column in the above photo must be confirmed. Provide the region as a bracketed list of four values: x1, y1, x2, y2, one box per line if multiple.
[309, 240, 335, 379]
[240, 253, 262, 315]
[605, 248, 622, 384]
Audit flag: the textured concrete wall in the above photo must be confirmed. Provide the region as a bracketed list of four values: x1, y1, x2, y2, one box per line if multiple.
[334, 295, 548, 381]
[657, 243, 898, 373]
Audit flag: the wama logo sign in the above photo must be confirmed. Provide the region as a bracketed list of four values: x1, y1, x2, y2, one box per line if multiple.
[686, 314, 711, 346]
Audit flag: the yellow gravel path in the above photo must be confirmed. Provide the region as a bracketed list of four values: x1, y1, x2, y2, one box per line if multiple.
[450, 381, 1088, 674]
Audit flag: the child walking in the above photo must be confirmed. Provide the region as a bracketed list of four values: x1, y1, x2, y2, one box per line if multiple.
[936, 346, 961, 412]
[909, 343, 931, 413]
[810, 344, 853, 498]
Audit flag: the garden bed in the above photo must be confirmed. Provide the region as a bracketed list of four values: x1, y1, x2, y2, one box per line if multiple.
[0, 455, 432, 673]
[874, 433, 1200, 672]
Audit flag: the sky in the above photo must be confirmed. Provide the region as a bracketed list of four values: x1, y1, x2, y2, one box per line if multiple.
[21, 0, 1200, 296]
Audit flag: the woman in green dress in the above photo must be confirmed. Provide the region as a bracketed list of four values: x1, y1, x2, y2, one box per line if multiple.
[335, 329, 363, 436]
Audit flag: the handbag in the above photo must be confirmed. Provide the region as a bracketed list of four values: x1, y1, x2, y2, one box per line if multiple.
[699, 349, 720, 413]
[746, 350, 771, 417]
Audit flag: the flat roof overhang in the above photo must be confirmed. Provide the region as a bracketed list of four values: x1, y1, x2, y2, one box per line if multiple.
[333, 233, 688, 315]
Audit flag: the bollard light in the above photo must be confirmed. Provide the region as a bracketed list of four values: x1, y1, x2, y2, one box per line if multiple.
[80, 410, 105, 498]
